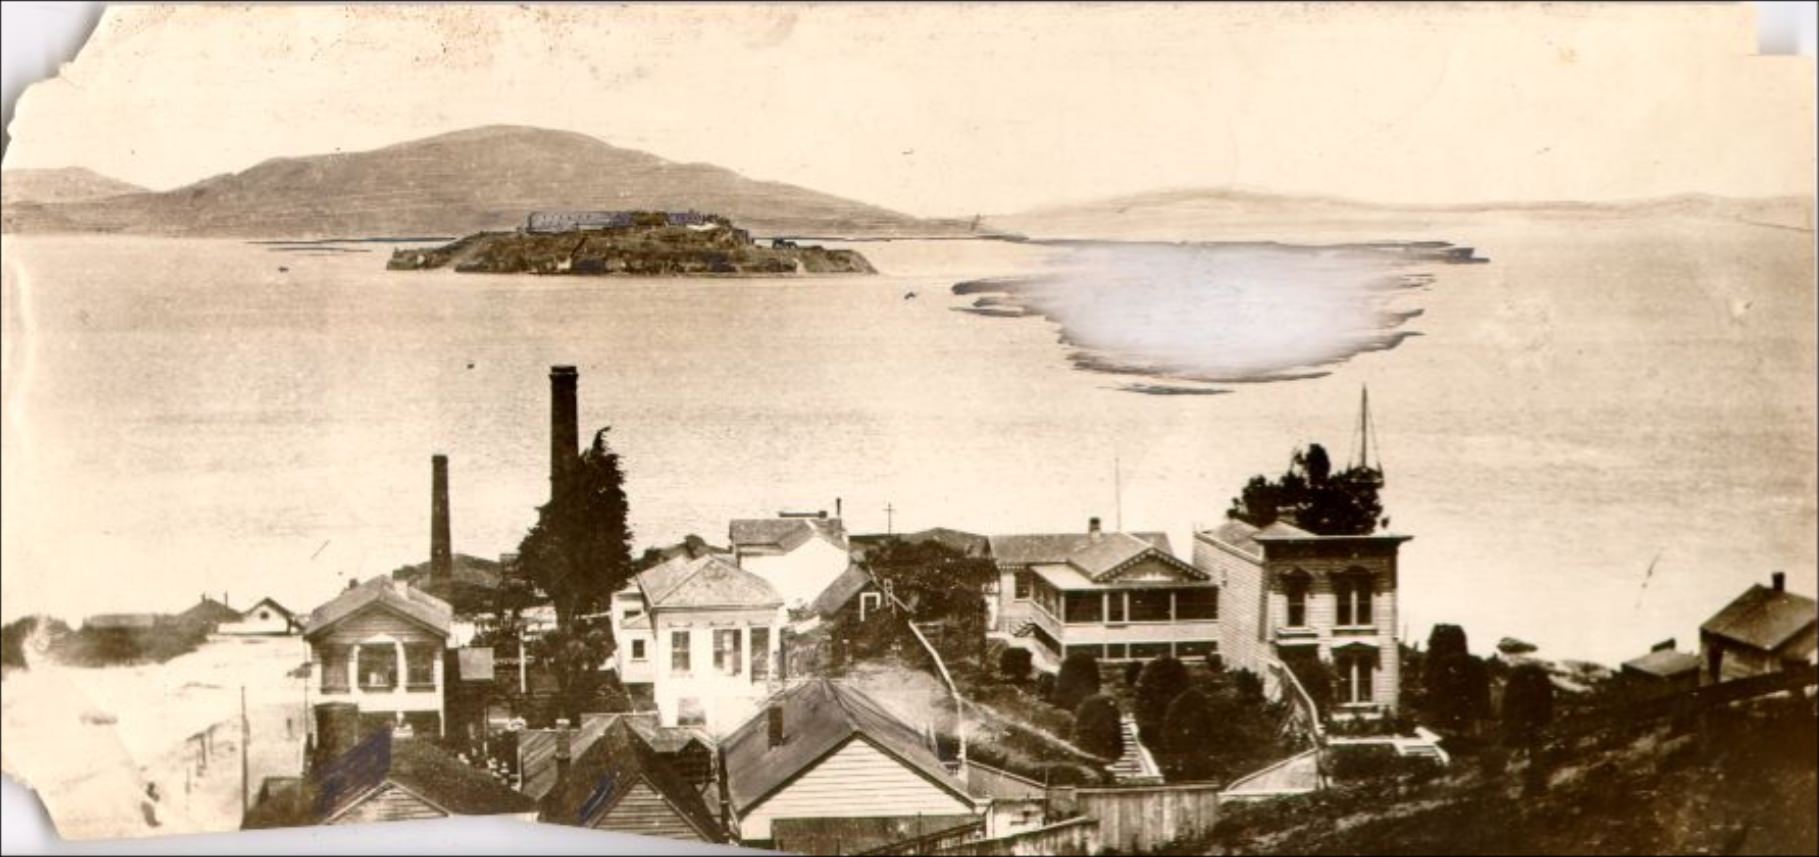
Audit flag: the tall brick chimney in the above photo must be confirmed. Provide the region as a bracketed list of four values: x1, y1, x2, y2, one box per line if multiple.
[1772, 571, 1786, 593]
[431, 454, 451, 583]
[550, 365, 579, 502]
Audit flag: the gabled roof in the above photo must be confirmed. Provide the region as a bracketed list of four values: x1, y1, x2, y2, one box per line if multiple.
[238, 597, 297, 621]
[809, 562, 876, 618]
[1621, 648, 1702, 679]
[635, 555, 782, 610]
[540, 720, 724, 841]
[850, 528, 992, 560]
[1701, 584, 1817, 652]
[517, 716, 612, 801]
[244, 728, 534, 828]
[304, 575, 452, 640]
[1204, 519, 1268, 559]
[1066, 532, 1204, 581]
[721, 679, 974, 815]
[729, 517, 848, 552]
[176, 597, 244, 627]
[989, 531, 1172, 567]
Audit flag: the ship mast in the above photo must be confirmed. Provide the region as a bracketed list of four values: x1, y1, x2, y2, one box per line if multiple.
[1354, 385, 1384, 485]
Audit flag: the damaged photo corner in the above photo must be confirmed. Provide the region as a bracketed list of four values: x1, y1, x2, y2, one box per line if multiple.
[2, 2, 1815, 855]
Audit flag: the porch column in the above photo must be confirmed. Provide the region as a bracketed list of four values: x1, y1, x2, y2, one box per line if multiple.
[348, 644, 361, 695]
[395, 642, 408, 695]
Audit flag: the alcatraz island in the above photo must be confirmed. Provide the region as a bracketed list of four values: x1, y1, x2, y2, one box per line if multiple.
[387, 210, 876, 276]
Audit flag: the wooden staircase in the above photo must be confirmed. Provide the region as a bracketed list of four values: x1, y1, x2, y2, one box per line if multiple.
[1108, 714, 1164, 785]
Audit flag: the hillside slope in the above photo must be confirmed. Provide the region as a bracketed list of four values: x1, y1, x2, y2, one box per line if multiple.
[1, 167, 147, 207]
[1, 126, 965, 239]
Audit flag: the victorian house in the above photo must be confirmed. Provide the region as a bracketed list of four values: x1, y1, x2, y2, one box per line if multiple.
[303, 575, 453, 737]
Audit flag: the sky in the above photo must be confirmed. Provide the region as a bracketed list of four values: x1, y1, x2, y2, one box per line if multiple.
[2, 3, 1814, 218]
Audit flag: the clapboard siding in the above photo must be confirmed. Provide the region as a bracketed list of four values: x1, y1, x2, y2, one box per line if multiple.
[595, 781, 705, 841]
[317, 608, 443, 646]
[330, 783, 446, 825]
[740, 738, 976, 841]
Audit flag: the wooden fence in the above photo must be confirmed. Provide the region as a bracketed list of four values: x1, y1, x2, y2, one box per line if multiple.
[1075, 782, 1223, 854]
[925, 817, 1101, 856]
[1545, 664, 1817, 744]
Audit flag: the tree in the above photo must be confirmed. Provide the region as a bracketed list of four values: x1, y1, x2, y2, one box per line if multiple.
[1123, 660, 1145, 688]
[1427, 624, 1470, 662]
[1425, 652, 1492, 732]
[1134, 656, 1191, 745]
[999, 647, 1033, 683]
[1054, 651, 1102, 711]
[1072, 694, 1124, 760]
[1502, 663, 1556, 748]
[501, 428, 635, 721]
[1226, 443, 1383, 535]
[1231, 669, 1265, 706]
[867, 537, 997, 662]
[1282, 652, 1335, 717]
[1160, 688, 1229, 780]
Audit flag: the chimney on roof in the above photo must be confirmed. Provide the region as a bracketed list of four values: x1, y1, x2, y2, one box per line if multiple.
[835, 497, 842, 519]
[431, 454, 452, 583]
[767, 704, 786, 748]
[549, 365, 579, 502]
[1772, 571, 1786, 592]
[1088, 516, 1102, 536]
[1652, 638, 1676, 653]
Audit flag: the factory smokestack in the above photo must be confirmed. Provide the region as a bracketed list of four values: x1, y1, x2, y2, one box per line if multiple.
[550, 365, 579, 501]
[431, 454, 451, 582]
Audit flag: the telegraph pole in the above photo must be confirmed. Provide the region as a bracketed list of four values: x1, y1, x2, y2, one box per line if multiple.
[884, 502, 895, 535]
[240, 685, 250, 815]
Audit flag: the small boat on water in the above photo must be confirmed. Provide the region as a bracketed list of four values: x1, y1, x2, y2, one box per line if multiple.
[903, 291, 918, 300]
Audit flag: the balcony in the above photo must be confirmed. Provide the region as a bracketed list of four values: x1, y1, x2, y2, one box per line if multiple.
[1275, 626, 1319, 646]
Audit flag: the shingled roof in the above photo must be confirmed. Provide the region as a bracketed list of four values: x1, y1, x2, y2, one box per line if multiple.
[635, 554, 782, 611]
[729, 517, 848, 552]
[243, 728, 534, 828]
[808, 562, 876, 619]
[304, 575, 452, 640]
[989, 531, 1172, 567]
[1701, 583, 1817, 652]
[539, 719, 725, 841]
[850, 528, 992, 560]
[721, 679, 975, 816]
[1621, 648, 1702, 679]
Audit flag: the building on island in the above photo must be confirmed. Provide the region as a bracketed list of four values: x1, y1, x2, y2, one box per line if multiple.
[539, 718, 727, 843]
[1193, 518, 1409, 715]
[720, 679, 982, 851]
[609, 553, 785, 736]
[1699, 571, 1817, 684]
[990, 518, 1215, 671]
[729, 513, 852, 610]
[303, 575, 453, 738]
[216, 597, 301, 636]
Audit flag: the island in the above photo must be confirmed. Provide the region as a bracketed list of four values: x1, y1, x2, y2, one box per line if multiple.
[386, 210, 875, 275]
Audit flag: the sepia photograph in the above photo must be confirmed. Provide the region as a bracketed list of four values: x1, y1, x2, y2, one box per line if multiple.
[1, 2, 1814, 854]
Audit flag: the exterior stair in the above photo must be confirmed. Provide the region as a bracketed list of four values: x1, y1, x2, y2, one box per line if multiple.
[1108, 714, 1165, 785]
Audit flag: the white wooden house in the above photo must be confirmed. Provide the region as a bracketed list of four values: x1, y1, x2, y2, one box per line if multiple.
[302, 576, 453, 737]
[217, 597, 301, 636]
[729, 515, 851, 610]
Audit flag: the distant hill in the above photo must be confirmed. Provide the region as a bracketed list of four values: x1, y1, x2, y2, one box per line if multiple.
[1, 167, 147, 207]
[986, 187, 1816, 241]
[0, 126, 970, 239]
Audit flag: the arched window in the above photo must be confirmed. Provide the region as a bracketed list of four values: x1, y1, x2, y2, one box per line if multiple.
[1335, 568, 1375, 627]
[1283, 570, 1312, 628]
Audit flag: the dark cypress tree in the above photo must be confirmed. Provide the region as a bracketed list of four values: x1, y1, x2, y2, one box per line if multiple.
[1134, 656, 1191, 746]
[1054, 651, 1102, 712]
[1072, 694, 1125, 760]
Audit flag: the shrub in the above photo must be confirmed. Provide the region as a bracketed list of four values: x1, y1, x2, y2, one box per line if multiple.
[1232, 669, 1265, 705]
[1035, 671, 1056, 701]
[1281, 652, 1335, 716]
[1073, 694, 1124, 759]
[1205, 653, 1225, 673]
[1124, 660, 1145, 687]
[1134, 657, 1191, 745]
[1426, 653, 1492, 732]
[1502, 662, 1556, 747]
[1000, 647, 1033, 683]
[1159, 688, 1224, 780]
[1054, 652, 1102, 712]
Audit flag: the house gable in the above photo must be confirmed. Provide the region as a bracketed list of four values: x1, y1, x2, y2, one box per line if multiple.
[591, 778, 711, 842]
[738, 735, 977, 842]
[1092, 552, 1209, 584]
[308, 601, 449, 644]
[325, 780, 447, 825]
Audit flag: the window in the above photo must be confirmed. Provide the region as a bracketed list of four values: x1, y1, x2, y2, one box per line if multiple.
[751, 628, 770, 681]
[1064, 592, 1104, 624]
[671, 631, 691, 674]
[258, 610, 271, 620]
[1335, 571, 1374, 627]
[630, 639, 647, 661]
[1131, 642, 1171, 660]
[860, 592, 883, 621]
[358, 643, 398, 691]
[1284, 572, 1311, 628]
[1014, 572, 1032, 600]
[1106, 643, 1129, 660]
[1130, 590, 1172, 622]
[1067, 644, 1104, 661]
[320, 646, 350, 692]
[1106, 593, 1127, 623]
[1176, 588, 1219, 621]
[714, 629, 743, 676]
[1336, 650, 1378, 704]
[405, 644, 438, 690]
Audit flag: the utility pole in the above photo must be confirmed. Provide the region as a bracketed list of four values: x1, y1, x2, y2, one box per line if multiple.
[1114, 453, 1123, 533]
[240, 685, 250, 816]
[884, 502, 895, 535]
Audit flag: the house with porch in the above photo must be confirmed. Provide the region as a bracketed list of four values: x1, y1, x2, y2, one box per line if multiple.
[1193, 518, 1409, 715]
[610, 554, 786, 736]
[990, 518, 1217, 671]
[303, 576, 453, 737]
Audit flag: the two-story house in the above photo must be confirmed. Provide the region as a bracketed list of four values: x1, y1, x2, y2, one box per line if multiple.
[613, 554, 786, 736]
[303, 576, 453, 738]
[729, 515, 851, 610]
[991, 518, 1218, 671]
[1194, 518, 1409, 715]
[1699, 571, 1817, 684]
